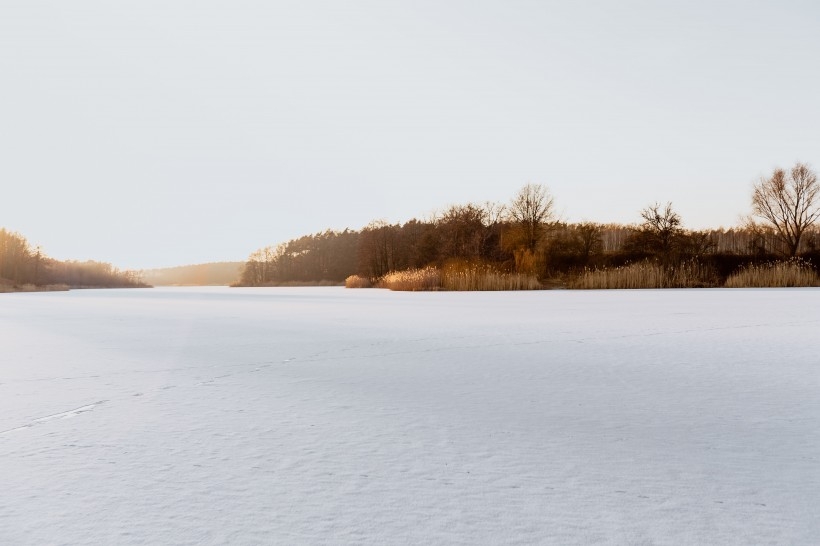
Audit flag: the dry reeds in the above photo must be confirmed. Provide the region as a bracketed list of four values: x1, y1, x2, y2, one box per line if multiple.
[724, 259, 820, 288]
[344, 275, 372, 288]
[441, 264, 542, 291]
[375, 265, 542, 291]
[377, 267, 442, 291]
[571, 261, 716, 289]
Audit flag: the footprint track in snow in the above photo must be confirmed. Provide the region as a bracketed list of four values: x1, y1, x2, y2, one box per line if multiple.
[0, 400, 108, 436]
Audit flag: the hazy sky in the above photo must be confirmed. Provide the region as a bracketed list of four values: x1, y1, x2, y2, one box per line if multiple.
[2, 1, 819, 269]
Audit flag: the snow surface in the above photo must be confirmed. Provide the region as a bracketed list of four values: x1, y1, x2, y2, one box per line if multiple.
[1, 287, 819, 545]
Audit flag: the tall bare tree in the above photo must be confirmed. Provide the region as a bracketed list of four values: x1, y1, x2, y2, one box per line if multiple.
[640, 201, 683, 254]
[750, 162, 820, 257]
[507, 183, 555, 252]
[624, 202, 685, 263]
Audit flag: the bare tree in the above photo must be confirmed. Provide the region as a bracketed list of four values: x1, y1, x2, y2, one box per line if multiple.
[680, 230, 715, 259]
[437, 203, 487, 261]
[482, 201, 506, 226]
[240, 245, 281, 285]
[641, 202, 682, 246]
[575, 222, 603, 262]
[625, 202, 684, 262]
[507, 183, 555, 252]
[750, 162, 820, 257]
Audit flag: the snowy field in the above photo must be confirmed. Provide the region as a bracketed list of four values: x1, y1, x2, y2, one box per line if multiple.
[1, 287, 818, 545]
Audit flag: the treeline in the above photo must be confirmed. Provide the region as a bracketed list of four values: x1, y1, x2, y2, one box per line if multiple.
[238, 230, 359, 286]
[237, 175, 820, 287]
[0, 228, 147, 291]
[141, 262, 244, 286]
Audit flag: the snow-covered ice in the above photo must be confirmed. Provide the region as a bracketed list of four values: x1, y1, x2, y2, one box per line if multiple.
[1, 287, 818, 544]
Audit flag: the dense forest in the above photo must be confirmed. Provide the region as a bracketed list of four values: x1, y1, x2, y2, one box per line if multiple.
[0, 228, 147, 292]
[236, 163, 820, 289]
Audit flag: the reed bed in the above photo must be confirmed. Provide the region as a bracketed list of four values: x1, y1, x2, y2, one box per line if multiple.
[571, 261, 716, 289]
[441, 265, 542, 291]
[377, 267, 442, 291]
[375, 266, 541, 291]
[724, 260, 820, 288]
[344, 275, 372, 288]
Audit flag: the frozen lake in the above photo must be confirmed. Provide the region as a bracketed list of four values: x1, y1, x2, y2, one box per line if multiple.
[1, 287, 819, 544]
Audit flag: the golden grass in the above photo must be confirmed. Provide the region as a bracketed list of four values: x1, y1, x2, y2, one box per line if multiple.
[344, 275, 372, 288]
[441, 265, 542, 291]
[375, 265, 541, 291]
[724, 260, 820, 288]
[377, 267, 442, 291]
[571, 261, 716, 289]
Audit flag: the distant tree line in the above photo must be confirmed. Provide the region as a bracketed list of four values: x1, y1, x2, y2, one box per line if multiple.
[141, 262, 244, 286]
[237, 162, 820, 286]
[0, 228, 147, 290]
[238, 230, 359, 286]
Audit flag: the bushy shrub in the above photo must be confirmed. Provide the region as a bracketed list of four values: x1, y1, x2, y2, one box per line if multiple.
[344, 275, 372, 288]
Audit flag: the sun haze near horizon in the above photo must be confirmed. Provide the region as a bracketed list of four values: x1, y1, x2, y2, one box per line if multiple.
[1, 1, 818, 269]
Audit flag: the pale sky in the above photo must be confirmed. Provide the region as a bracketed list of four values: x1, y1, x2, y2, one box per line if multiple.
[2, 1, 818, 269]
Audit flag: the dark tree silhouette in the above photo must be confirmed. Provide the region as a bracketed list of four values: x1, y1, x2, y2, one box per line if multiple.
[625, 202, 684, 263]
[750, 162, 820, 257]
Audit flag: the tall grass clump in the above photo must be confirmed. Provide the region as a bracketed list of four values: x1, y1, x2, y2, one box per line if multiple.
[376, 265, 542, 291]
[377, 267, 442, 291]
[441, 264, 542, 291]
[344, 275, 372, 288]
[571, 260, 716, 289]
[724, 259, 820, 288]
